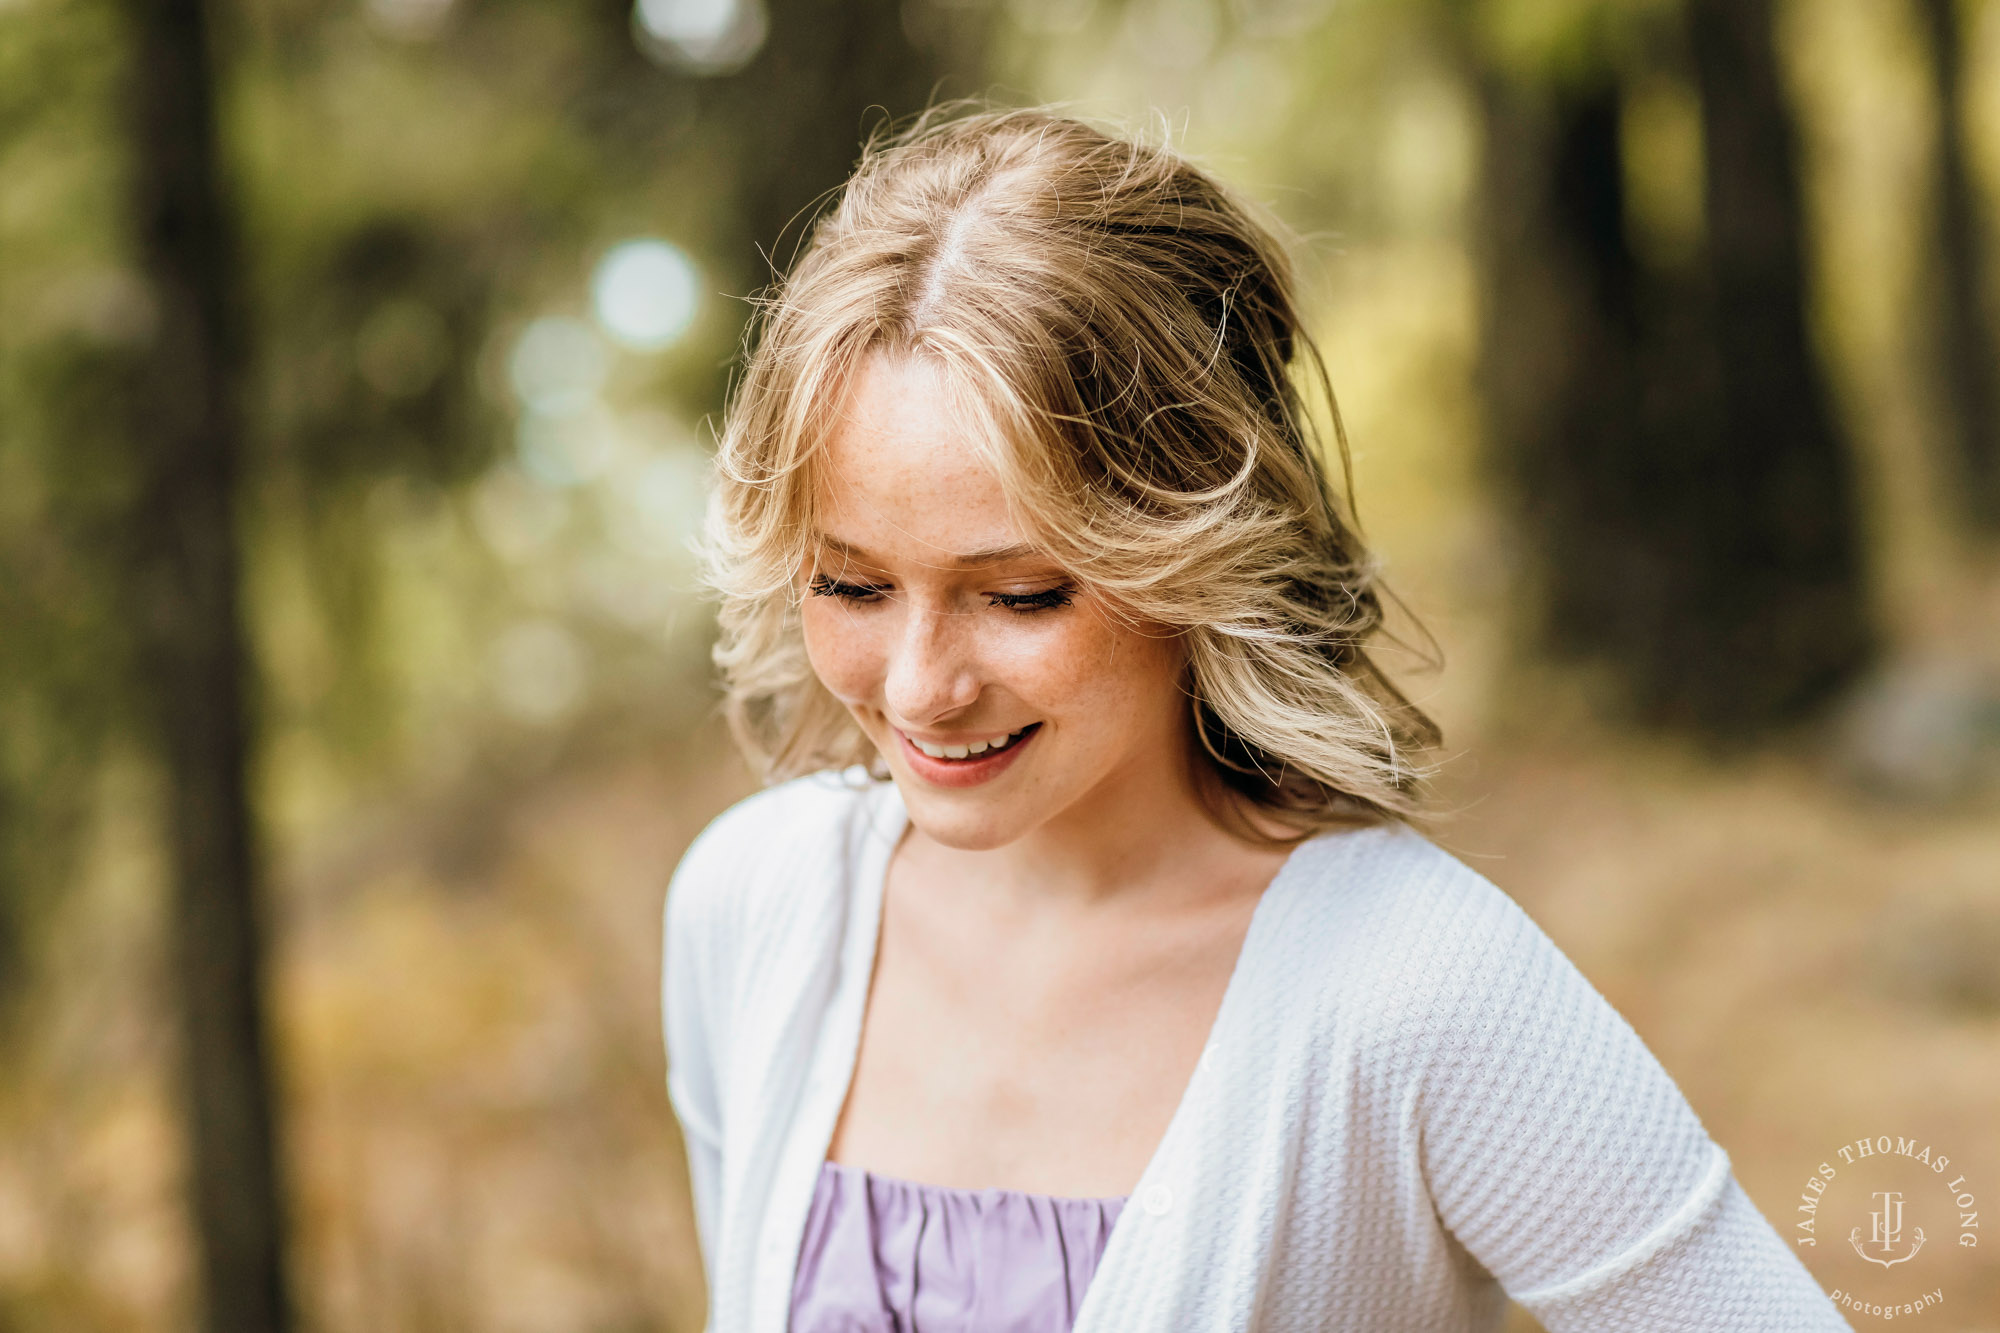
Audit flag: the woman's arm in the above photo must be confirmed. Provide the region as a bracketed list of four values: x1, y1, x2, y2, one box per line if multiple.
[1409, 878, 1850, 1331]
[1510, 1168, 1846, 1328]
[660, 814, 740, 1299]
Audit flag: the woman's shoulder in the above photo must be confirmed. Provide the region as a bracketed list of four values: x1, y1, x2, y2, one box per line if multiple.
[1275, 822, 1619, 1041]
[1268, 822, 1718, 1178]
[1291, 828, 1733, 1304]
[679, 766, 885, 865]
[664, 767, 890, 948]
[671, 766, 888, 884]
[1281, 821, 1543, 960]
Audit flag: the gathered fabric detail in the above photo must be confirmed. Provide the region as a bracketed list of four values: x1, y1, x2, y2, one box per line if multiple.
[789, 1160, 1127, 1332]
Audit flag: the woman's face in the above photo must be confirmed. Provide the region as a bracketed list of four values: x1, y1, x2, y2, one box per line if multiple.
[801, 351, 1191, 852]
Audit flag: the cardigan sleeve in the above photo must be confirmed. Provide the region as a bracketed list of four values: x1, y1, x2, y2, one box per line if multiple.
[1404, 863, 1850, 1330]
[660, 771, 885, 1328]
[661, 804, 746, 1304]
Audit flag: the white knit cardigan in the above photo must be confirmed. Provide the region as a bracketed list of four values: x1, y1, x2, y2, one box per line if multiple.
[661, 771, 1850, 1331]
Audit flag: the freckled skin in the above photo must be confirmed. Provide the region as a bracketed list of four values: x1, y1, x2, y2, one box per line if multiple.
[800, 352, 1190, 856]
[802, 352, 1293, 1197]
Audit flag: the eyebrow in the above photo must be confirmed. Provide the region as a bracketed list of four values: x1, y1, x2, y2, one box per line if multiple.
[815, 533, 1046, 569]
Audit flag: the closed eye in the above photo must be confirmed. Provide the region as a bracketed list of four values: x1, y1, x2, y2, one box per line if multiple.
[988, 586, 1075, 614]
[808, 575, 886, 602]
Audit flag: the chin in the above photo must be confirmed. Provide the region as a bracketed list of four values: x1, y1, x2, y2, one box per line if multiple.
[893, 784, 1033, 852]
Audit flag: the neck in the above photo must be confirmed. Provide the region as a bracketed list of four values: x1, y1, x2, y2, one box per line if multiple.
[901, 738, 1289, 920]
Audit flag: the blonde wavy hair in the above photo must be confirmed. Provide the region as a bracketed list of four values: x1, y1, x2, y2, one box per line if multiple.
[700, 105, 1441, 839]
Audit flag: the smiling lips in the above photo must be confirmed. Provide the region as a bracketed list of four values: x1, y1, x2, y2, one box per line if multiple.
[897, 722, 1041, 787]
[905, 725, 1035, 760]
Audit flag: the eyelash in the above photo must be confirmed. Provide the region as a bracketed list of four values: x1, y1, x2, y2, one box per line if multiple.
[808, 575, 1075, 614]
[991, 587, 1075, 613]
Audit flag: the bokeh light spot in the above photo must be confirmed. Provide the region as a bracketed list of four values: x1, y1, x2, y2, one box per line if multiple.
[607, 445, 710, 561]
[632, 0, 767, 75]
[366, 0, 454, 40]
[508, 317, 607, 418]
[472, 467, 570, 561]
[489, 620, 587, 724]
[517, 409, 623, 489]
[590, 240, 700, 352]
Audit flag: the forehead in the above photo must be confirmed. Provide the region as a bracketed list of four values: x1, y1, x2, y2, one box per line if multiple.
[811, 352, 1036, 568]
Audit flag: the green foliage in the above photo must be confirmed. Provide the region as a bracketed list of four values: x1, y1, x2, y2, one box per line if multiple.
[0, 0, 980, 1011]
[1467, 0, 1679, 86]
[0, 0, 143, 1005]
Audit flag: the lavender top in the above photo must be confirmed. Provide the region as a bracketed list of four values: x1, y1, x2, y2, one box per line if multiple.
[788, 1159, 1127, 1331]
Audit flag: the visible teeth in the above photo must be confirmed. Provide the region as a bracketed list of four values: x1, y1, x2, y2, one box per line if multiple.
[911, 726, 1029, 760]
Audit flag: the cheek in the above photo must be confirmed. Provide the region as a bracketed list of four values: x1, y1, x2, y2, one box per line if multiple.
[800, 602, 882, 703]
[1011, 615, 1184, 721]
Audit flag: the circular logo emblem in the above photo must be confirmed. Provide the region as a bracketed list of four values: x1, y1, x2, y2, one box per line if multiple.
[1794, 1134, 1980, 1321]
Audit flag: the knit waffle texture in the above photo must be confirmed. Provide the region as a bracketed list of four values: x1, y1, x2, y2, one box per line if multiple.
[662, 773, 1851, 1332]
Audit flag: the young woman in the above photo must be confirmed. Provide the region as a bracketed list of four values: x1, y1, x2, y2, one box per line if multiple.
[662, 108, 1848, 1332]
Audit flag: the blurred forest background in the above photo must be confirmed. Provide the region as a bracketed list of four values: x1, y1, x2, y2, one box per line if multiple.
[3, 0, 2000, 1328]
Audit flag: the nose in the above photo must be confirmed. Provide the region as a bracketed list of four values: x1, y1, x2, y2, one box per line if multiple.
[881, 599, 982, 728]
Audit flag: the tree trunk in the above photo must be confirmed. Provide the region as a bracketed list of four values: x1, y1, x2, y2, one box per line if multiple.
[117, 1, 293, 1330]
[1915, 0, 2000, 528]
[1475, 75, 1653, 673]
[719, 0, 986, 296]
[1685, 0, 1874, 727]
[1469, 0, 1874, 733]
[1472, 69, 1724, 717]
